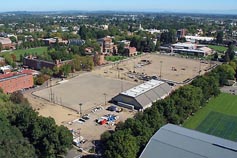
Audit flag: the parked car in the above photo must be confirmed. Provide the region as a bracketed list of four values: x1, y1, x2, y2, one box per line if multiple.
[107, 105, 117, 112]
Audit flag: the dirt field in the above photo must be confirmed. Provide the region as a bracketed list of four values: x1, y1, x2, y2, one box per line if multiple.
[33, 73, 137, 113]
[25, 53, 217, 154]
[25, 93, 80, 125]
[94, 54, 213, 83]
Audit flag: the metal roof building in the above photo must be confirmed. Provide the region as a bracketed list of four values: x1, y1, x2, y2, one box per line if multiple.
[140, 124, 237, 158]
[112, 80, 172, 110]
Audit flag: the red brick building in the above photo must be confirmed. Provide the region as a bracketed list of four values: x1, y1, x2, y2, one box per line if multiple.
[0, 37, 14, 50]
[0, 72, 34, 93]
[98, 36, 117, 55]
[93, 52, 105, 66]
[125, 47, 137, 57]
[23, 56, 72, 70]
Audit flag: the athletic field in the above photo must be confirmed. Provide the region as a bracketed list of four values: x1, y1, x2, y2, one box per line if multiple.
[184, 93, 237, 141]
[1, 47, 47, 61]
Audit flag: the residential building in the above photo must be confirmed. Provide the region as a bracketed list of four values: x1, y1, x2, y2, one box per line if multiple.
[118, 40, 131, 47]
[0, 37, 13, 49]
[69, 39, 85, 46]
[0, 72, 34, 93]
[140, 124, 237, 158]
[0, 65, 12, 74]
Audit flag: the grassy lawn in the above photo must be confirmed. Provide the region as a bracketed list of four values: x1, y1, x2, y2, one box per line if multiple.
[1, 47, 47, 61]
[208, 45, 227, 53]
[196, 112, 237, 141]
[105, 56, 127, 62]
[183, 93, 237, 141]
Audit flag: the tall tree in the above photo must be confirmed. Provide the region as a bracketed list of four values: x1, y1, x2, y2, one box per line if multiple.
[216, 31, 223, 44]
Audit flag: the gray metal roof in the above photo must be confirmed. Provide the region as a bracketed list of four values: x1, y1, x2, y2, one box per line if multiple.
[121, 79, 164, 98]
[139, 124, 237, 158]
[0, 74, 28, 82]
[113, 80, 172, 109]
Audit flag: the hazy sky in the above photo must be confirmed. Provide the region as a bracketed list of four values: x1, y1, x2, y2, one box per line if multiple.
[1, 0, 237, 12]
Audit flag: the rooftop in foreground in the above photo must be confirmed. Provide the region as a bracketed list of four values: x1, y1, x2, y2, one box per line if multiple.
[140, 124, 237, 158]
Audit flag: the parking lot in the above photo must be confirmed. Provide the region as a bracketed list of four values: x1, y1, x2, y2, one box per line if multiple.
[64, 105, 135, 152]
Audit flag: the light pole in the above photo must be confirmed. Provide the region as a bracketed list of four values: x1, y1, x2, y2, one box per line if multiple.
[199, 58, 201, 75]
[79, 103, 82, 117]
[160, 61, 163, 79]
[103, 93, 107, 106]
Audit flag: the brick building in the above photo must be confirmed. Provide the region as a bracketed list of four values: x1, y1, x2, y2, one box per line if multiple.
[93, 52, 105, 66]
[0, 72, 34, 93]
[0, 37, 14, 50]
[98, 36, 117, 55]
[125, 47, 137, 57]
[23, 56, 72, 70]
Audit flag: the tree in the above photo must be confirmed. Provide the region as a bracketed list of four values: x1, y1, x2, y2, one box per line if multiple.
[0, 43, 2, 52]
[118, 43, 125, 55]
[104, 130, 138, 158]
[10, 36, 17, 43]
[155, 40, 160, 51]
[0, 112, 36, 158]
[226, 43, 235, 61]
[216, 31, 223, 44]
[10, 91, 29, 105]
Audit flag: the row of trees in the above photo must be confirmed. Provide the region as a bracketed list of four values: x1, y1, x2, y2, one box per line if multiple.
[0, 91, 73, 158]
[101, 63, 236, 158]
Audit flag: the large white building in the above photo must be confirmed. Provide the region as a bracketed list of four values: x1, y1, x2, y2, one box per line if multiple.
[185, 36, 214, 43]
[112, 80, 172, 110]
[172, 42, 213, 56]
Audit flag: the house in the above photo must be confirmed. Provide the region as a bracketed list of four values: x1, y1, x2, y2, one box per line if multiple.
[43, 37, 68, 45]
[0, 65, 12, 74]
[140, 124, 237, 158]
[69, 39, 85, 46]
[0, 72, 34, 93]
[0, 37, 14, 49]
[118, 40, 131, 47]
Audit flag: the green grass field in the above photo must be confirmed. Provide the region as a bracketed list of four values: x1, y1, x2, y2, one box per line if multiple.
[208, 45, 227, 53]
[105, 56, 127, 62]
[1, 47, 47, 61]
[184, 93, 237, 141]
[196, 112, 237, 141]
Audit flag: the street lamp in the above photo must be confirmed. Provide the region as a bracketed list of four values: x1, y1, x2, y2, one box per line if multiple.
[103, 93, 107, 106]
[79, 103, 82, 117]
[160, 61, 163, 79]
